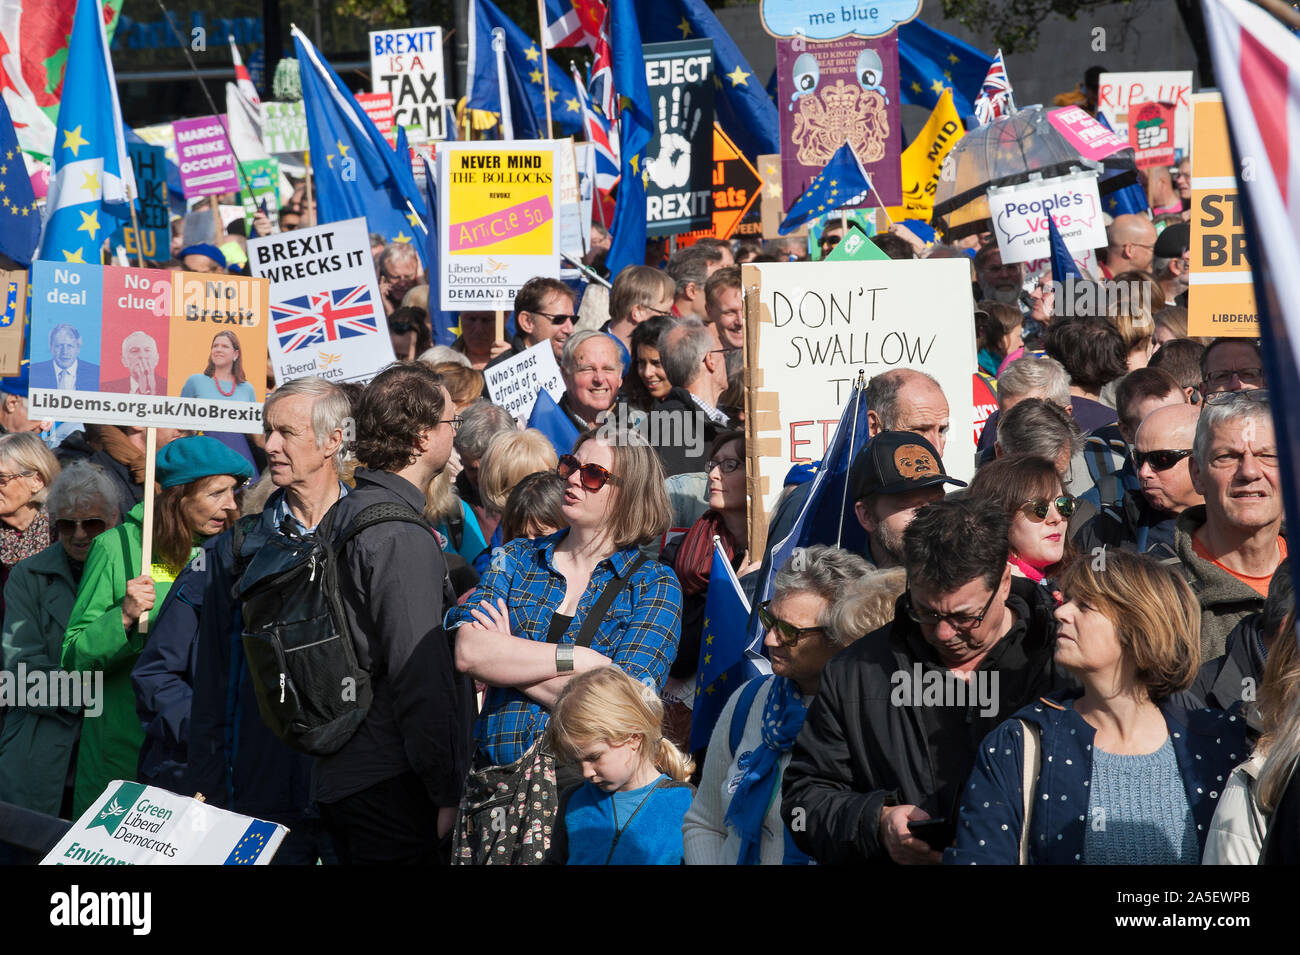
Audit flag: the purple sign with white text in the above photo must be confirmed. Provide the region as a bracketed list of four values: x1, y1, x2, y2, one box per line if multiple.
[174, 115, 240, 198]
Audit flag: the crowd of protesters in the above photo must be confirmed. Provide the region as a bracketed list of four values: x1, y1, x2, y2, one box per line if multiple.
[2, 141, 1300, 869]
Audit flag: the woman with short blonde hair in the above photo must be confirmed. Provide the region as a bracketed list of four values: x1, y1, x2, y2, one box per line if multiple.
[478, 429, 558, 513]
[0, 432, 61, 620]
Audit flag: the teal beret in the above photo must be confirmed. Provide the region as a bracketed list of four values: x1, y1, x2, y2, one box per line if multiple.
[156, 435, 256, 488]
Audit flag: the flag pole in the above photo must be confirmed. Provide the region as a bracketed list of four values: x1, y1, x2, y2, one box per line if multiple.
[303, 156, 316, 227]
[835, 370, 867, 549]
[536, 0, 555, 138]
[492, 29, 514, 140]
[127, 195, 146, 268]
[137, 427, 157, 635]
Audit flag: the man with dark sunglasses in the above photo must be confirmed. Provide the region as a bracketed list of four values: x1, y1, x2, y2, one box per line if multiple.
[782, 498, 1069, 866]
[486, 276, 578, 371]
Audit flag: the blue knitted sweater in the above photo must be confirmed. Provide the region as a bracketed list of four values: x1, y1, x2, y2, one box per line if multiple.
[1083, 738, 1199, 864]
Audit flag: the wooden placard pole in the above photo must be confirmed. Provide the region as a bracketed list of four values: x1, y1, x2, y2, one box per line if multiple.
[495, 309, 505, 347]
[210, 198, 223, 249]
[128, 203, 146, 268]
[303, 156, 315, 227]
[741, 265, 767, 562]
[138, 427, 158, 635]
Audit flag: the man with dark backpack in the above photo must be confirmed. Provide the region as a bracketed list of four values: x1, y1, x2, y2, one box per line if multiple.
[312, 362, 473, 864]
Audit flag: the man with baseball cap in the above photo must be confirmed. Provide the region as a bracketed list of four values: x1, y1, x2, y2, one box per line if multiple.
[1152, 221, 1190, 308]
[849, 431, 967, 569]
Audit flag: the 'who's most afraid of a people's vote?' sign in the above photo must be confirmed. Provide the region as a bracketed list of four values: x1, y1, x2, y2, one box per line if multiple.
[28, 261, 268, 433]
[438, 141, 561, 311]
[248, 217, 397, 386]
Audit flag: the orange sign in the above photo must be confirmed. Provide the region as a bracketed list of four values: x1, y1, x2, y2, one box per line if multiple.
[676, 125, 762, 244]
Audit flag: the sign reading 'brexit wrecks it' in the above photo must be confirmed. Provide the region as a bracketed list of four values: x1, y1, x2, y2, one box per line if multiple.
[29, 261, 268, 433]
[987, 173, 1107, 265]
[42, 780, 286, 865]
[642, 39, 714, 236]
[173, 115, 240, 198]
[370, 27, 448, 141]
[742, 259, 976, 521]
[438, 141, 561, 311]
[248, 217, 397, 386]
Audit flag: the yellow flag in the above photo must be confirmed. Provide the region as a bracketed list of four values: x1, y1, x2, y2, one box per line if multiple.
[886, 88, 964, 222]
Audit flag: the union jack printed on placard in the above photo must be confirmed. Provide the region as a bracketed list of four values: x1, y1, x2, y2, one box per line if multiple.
[272, 286, 378, 354]
[973, 49, 1016, 126]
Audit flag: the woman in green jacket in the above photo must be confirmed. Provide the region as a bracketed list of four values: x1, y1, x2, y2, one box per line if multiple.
[61, 436, 255, 817]
[0, 462, 121, 816]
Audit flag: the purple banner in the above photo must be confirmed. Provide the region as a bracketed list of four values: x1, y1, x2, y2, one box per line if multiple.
[174, 115, 240, 198]
[776, 34, 901, 210]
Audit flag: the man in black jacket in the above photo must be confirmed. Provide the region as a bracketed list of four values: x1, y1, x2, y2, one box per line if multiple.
[781, 498, 1069, 864]
[648, 317, 730, 477]
[315, 362, 473, 864]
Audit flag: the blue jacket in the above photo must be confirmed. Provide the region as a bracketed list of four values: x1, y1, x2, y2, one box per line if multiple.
[187, 490, 317, 823]
[945, 695, 1249, 865]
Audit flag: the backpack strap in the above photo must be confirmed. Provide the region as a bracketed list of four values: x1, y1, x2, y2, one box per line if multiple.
[1018, 719, 1041, 865]
[334, 501, 434, 551]
[729, 675, 771, 758]
[571, 553, 649, 649]
[229, 513, 261, 584]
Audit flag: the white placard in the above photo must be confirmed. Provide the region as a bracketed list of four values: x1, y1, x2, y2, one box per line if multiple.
[1098, 70, 1193, 159]
[575, 142, 596, 253]
[746, 259, 977, 519]
[42, 780, 286, 866]
[987, 173, 1107, 265]
[370, 27, 447, 141]
[248, 217, 397, 386]
[557, 139, 582, 278]
[260, 101, 309, 155]
[484, 339, 566, 422]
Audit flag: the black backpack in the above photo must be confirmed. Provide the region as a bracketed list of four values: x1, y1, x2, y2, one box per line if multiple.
[232, 500, 433, 757]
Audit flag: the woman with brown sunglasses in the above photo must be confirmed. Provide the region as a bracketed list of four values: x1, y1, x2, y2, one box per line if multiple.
[967, 453, 1076, 586]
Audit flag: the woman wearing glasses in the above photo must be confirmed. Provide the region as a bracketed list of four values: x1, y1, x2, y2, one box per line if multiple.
[447, 426, 682, 863]
[0, 434, 61, 622]
[0, 462, 119, 820]
[946, 549, 1247, 865]
[966, 453, 1075, 585]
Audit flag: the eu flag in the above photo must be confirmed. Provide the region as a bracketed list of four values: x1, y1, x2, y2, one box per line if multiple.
[37, 0, 136, 265]
[467, 0, 582, 137]
[898, 18, 992, 123]
[603, 0, 653, 279]
[292, 27, 428, 261]
[421, 157, 461, 347]
[0, 97, 39, 266]
[527, 388, 581, 455]
[690, 539, 761, 752]
[779, 141, 873, 234]
[223, 818, 280, 865]
[1101, 168, 1151, 217]
[632, 0, 778, 160]
[1048, 213, 1083, 284]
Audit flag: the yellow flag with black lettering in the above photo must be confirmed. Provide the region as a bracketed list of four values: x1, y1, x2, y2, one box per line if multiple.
[887, 88, 964, 222]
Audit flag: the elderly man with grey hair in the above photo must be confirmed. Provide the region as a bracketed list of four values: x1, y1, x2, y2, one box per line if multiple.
[1168, 390, 1284, 661]
[558, 329, 624, 431]
[376, 242, 421, 317]
[976, 355, 1072, 459]
[453, 398, 517, 528]
[647, 317, 730, 477]
[186, 375, 352, 864]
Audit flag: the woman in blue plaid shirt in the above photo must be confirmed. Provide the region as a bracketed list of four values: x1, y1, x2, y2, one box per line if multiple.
[449, 427, 683, 775]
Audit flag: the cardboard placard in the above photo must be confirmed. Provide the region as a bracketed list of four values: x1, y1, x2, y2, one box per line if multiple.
[240, 159, 280, 234]
[642, 39, 715, 236]
[111, 142, 170, 263]
[369, 27, 448, 140]
[261, 101, 309, 155]
[1098, 71, 1192, 159]
[760, 0, 921, 41]
[0, 271, 27, 377]
[173, 115, 240, 198]
[356, 91, 396, 141]
[484, 339, 565, 422]
[987, 172, 1107, 265]
[1128, 101, 1177, 170]
[1045, 106, 1130, 162]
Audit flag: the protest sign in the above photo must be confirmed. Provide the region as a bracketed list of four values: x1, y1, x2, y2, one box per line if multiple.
[777, 34, 901, 211]
[1188, 93, 1256, 337]
[758, 153, 804, 240]
[28, 261, 268, 433]
[438, 141, 561, 310]
[807, 209, 874, 258]
[671, 125, 763, 244]
[248, 217, 397, 385]
[886, 88, 963, 221]
[0, 271, 27, 377]
[642, 39, 714, 236]
[370, 27, 447, 140]
[987, 173, 1106, 265]
[742, 259, 976, 524]
[356, 92, 396, 142]
[240, 159, 280, 233]
[42, 780, 286, 865]
[485, 339, 565, 422]
[557, 139, 583, 276]
[110, 142, 170, 264]
[261, 101, 309, 154]
[1045, 105, 1129, 162]
[173, 115, 240, 198]
[1128, 101, 1177, 170]
[824, 223, 888, 261]
[1098, 71, 1192, 158]
[575, 142, 596, 252]
[760, 0, 920, 41]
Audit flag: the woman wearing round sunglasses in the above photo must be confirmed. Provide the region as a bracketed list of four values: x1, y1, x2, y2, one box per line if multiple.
[447, 427, 683, 854]
[0, 461, 120, 818]
[967, 454, 1075, 585]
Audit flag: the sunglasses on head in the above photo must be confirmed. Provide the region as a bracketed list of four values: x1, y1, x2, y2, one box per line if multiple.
[1133, 448, 1192, 472]
[557, 453, 620, 492]
[1020, 495, 1075, 521]
[757, 600, 825, 646]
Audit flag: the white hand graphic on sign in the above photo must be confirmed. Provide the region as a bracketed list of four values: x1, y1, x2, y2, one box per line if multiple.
[645, 86, 702, 190]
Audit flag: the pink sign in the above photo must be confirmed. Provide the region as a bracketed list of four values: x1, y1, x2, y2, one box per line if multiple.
[1047, 106, 1129, 162]
[449, 195, 554, 251]
[1128, 101, 1176, 170]
[173, 115, 240, 198]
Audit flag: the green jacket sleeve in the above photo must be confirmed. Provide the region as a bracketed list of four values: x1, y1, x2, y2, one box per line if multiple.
[2, 561, 75, 717]
[61, 529, 141, 675]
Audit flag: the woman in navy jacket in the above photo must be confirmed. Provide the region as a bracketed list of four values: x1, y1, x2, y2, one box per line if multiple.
[946, 549, 1248, 865]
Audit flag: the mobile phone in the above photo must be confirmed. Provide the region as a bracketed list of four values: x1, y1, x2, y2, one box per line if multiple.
[907, 817, 956, 851]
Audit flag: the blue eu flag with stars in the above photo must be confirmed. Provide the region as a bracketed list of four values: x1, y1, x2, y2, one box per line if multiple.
[224, 819, 280, 865]
[779, 141, 873, 234]
[0, 97, 39, 267]
[898, 18, 992, 123]
[527, 388, 581, 457]
[604, 0, 655, 280]
[1048, 213, 1083, 284]
[690, 539, 760, 752]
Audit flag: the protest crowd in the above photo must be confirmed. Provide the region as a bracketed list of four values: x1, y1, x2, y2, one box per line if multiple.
[2, 0, 1300, 870]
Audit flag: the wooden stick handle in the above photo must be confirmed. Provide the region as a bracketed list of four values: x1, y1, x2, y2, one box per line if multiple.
[138, 427, 157, 635]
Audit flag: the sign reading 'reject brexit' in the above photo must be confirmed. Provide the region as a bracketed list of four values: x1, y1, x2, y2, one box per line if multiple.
[437, 141, 561, 311]
[642, 39, 714, 236]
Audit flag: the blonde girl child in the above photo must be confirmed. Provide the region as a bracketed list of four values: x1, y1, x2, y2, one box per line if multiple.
[545, 667, 695, 865]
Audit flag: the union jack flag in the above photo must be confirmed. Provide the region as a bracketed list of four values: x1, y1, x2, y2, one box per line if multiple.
[972, 49, 1016, 126]
[544, 0, 605, 49]
[272, 285, 378, 354]
[571, 61, 619, 192]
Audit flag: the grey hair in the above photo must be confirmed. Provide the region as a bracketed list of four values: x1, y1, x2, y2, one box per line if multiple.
[773, 545, 873, 641]
[454, 398, 517, 461]
[657, 317, 713, 389]
[1193, 392, 1273, 470]
[665, 244, 720, 294]
[997, 356, 1072, 408]
[49, 323, 80, 346]
[376, 242, 420, 276]
[826, 567, 908, 646]
[561, 329, 621, 376]
[264, 376, 353, 471]
[0, 433, 60, 506]
[418, 345, 471, 368]
[863, 368, 943, 430]
[46, 460, 121, 524]
[997, 397, 1084, 462]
